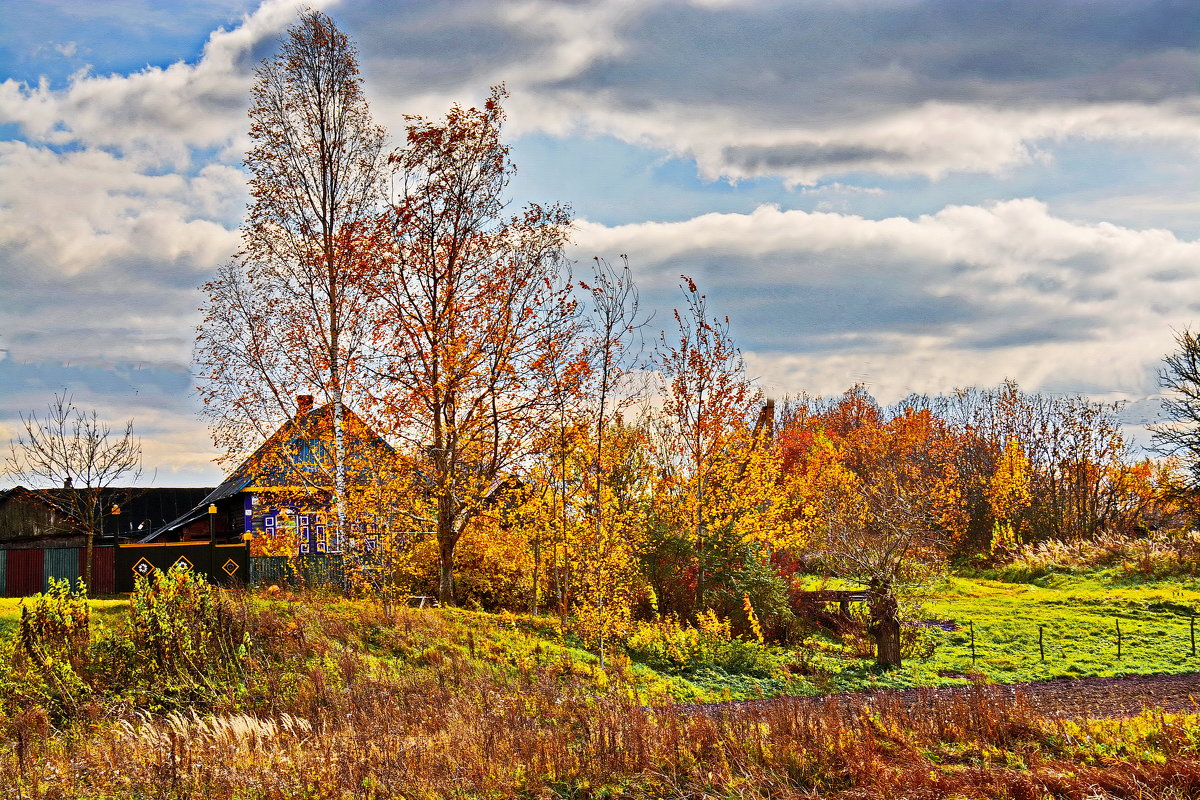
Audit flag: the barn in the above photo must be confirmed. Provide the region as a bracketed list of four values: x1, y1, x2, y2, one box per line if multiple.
[0, 485, 214, 596]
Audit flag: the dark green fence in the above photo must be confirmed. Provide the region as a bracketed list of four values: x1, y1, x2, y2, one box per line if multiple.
[249, 553, 346, 590]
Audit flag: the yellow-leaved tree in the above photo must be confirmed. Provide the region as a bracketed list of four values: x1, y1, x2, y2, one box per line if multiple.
[985, 438, 1032, 552]
[648, 276, 796, 626]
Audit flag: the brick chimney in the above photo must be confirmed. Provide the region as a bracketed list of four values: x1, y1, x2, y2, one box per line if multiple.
[296, 395, 314, 419]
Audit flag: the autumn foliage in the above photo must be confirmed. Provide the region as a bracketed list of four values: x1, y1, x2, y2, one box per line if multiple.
[193, 13, 1183, 658]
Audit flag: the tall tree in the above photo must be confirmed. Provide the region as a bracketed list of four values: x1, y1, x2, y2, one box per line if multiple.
[371, 87, 577, 604]
[195, 11, 387, 534]
[652, 276, 761, 612]
[574, 256, 649, 663]
[5, 392, 142, 592]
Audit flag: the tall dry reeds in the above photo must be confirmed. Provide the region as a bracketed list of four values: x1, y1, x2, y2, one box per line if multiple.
[8, 664, 1200, 799]
[996, 529, 1200, 581]
[8, 590, 1200, 798]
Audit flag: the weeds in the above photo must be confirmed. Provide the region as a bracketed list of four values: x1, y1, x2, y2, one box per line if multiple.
[991, 530, 1200, 582]
[8, 658, 1200, 798]
[10, 581, 1200, 798]
[626, 611, 779, 677]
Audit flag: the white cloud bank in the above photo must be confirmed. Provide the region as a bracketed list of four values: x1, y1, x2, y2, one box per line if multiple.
[572, 199, 1200, 404]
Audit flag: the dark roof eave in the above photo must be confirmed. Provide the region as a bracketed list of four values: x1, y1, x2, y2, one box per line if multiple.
[140, 476, 252, 542]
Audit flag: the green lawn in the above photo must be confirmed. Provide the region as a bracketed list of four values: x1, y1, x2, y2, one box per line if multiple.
[5, 573, 1200, 701]
[0, 598, 19, 638]
[0, 596, 127, 639]
[780, 573, 1200, 695]
[920, 574, 1200, 684]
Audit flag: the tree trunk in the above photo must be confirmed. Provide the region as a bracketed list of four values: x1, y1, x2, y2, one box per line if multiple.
[437, 531, 456, 605]
[874, 616, 902, 668]
[84, 528, 94, 596]
[530, 535, 541, 615]
[869, 579, 902, 668]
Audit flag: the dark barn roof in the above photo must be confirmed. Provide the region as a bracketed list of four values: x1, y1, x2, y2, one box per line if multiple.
[0, 485, 215, 542]
[105, 487, 217, 539]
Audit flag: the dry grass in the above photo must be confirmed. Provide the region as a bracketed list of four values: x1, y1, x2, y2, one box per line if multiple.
[996, 530, 1200, 581]
[9, 666, 1200, 798]
[9, 589, 1200, 798]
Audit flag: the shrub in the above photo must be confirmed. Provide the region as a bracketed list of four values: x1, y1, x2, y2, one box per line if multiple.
[122, 565, 250, 710]
[626, 611, 777, 677]
[4, 566, 251, 722]
[8, 578, 94, 720]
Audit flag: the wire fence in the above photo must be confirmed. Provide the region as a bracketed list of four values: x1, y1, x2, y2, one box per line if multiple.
[947, 616, 1200, 668]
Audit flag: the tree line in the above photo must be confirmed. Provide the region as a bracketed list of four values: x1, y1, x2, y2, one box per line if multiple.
[189, 12, 1198, 658]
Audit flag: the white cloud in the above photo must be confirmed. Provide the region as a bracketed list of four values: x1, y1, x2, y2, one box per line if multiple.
[517, 96, 1200, 187]
[570, 200, 1200, 403]
[0, 142, 241, 368]
[0, 0, 324, 165]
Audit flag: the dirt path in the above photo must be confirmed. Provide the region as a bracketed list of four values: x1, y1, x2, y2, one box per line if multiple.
[688, 672, 1200, 720]
[998, 671, 1200, 718]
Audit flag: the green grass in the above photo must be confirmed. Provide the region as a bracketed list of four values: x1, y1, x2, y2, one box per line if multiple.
[0, 596, 126, 638]
[7, 570, 1200, 703]
[920, 574, 1200, 683]
[777, 573, 1200, 694]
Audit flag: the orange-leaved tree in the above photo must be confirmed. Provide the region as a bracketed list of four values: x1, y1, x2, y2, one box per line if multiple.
[778, 389, 968, 666]
[368, 87, 581, 604]
[779, 388, 968, 583]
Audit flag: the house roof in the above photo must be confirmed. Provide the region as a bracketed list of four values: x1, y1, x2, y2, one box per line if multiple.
[145, 402, 393, 541]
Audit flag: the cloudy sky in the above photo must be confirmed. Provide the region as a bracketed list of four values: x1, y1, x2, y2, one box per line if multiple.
[2, 0, 1199, 486]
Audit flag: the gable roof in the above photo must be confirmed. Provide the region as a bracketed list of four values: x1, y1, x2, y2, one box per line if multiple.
[145, 402, 393, 541]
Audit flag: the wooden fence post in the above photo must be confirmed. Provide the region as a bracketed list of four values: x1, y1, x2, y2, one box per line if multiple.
[1191, 616, 1196, 658]
[1116, 618, 1122, 660]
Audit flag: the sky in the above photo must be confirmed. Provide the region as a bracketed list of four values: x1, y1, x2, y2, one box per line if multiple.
[1, 0, 1199, 487]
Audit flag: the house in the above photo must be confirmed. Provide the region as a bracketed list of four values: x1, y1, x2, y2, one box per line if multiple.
[148, 396, 399, 557]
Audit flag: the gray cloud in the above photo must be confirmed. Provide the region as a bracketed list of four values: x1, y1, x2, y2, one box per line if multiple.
[313, 0, 1200, 187]
[2, 0, 1198, 483]
[722, 143, 910, 173]
[558, 1, 1200, 114]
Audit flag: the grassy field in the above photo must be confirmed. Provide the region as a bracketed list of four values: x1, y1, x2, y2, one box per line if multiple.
[0, 595, 126, 639]
[9, 572, 1200, 799]
[921, 574, 1200, 684]
[6, 570, 1199, 701]
[631, 573, 1200, 698]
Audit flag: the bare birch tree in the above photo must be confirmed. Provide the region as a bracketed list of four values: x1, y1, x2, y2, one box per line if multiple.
[195, 11, 387, 534]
